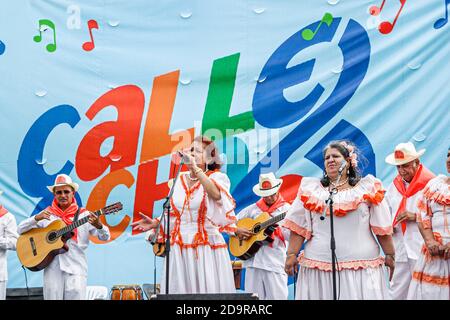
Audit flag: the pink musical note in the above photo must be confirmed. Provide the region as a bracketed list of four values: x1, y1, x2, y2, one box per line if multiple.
[82, 19, 99, 51]
[370, 0, 386, 16]
[378, 0, 407, 34]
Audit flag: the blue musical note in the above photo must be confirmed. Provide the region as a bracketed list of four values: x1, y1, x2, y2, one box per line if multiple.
[434, 0, 450, 29]
[0, 40, 5, 55]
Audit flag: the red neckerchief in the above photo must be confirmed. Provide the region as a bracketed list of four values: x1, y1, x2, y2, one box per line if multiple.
[45, 198, 86, 242]
[0, 205, 8, 218]
[256, 194, 287, 247]
[393, 164, 435, 233]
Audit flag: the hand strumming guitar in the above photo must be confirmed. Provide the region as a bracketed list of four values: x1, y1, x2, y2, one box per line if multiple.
[235, 227, 253, 240]
[131, 212, 159, 232]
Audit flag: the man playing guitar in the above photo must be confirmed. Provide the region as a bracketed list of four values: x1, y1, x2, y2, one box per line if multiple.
[17, 174, 110, 300]
[234, 172, 291, 300]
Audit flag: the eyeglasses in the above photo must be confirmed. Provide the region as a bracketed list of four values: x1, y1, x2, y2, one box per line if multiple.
[55, 190, 72, 195]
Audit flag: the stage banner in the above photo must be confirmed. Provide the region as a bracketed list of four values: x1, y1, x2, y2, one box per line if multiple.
[1, 0, 449, 297]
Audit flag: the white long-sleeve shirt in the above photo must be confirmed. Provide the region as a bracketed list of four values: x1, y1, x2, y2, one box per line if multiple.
[236, 202, 291, 275]
[17, 211, 110, 276]
[385, 181, 424, 262]
[0, 212, 18, 281]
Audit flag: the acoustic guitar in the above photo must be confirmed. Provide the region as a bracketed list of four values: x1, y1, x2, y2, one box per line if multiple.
[229, 211, 286, 260]
[17, 202, 123, 271]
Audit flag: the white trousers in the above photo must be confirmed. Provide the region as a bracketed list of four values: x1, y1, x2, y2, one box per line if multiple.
[244, 267, 288, 300]
[389, 258, 417, 300]
[43, 267, 87, 300]
[0, 281, 6, 300]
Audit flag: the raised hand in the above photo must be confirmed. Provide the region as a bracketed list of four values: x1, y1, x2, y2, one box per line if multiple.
[130, 212, 159, 232]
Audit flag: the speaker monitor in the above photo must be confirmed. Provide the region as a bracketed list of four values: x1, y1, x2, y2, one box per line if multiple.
[6, 287, 44, 300]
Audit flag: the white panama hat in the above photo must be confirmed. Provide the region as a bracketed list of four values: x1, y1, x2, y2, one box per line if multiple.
[385, 142, 425, 166]
[252, 172, 283, 197]
[47, 174, 79, 193]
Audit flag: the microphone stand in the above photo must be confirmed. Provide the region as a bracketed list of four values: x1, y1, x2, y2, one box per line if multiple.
[151, 155, 184, 295]
[320, 169, 343, 300]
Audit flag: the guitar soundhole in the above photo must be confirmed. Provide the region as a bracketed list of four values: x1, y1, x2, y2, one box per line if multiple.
[253, 224, 261, 233]
[47, 231, 57, 242]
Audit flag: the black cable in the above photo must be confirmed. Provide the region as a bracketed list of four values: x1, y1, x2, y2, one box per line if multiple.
[21, 265, 30, 298]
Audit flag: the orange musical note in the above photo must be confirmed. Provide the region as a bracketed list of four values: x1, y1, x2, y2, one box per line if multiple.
[33, 19, 57, 53]
[82, 19, 99, 51]
[378, 0, 407, 34]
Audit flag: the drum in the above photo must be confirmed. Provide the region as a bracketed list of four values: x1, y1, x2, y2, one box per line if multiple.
[110, 285, 143, 300]
[231, 260, 243, 289]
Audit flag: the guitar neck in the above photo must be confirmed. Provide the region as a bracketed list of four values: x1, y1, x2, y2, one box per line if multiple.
[260, 212, 286, 230]
[55, 209, 102, 238]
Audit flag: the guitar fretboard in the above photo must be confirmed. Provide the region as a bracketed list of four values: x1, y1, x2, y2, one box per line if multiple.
[55, 209, 102, 238]
[259, 211, 287, 230]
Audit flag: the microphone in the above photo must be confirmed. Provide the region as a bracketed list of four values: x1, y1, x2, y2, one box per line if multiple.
[338, 159, 347, 174]
[320, 160, 347, 221]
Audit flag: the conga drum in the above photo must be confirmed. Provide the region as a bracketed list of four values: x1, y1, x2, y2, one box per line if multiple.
[110, 285, 143, 300]
[231, 260, 243, 289]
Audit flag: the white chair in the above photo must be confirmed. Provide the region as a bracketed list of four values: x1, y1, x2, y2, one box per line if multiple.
[85, 286, 108, 300]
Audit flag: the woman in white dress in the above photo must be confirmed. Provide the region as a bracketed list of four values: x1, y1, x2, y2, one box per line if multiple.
[131, 135, 237, 294]
[284, 140, 395, 300]
[407, 147, 450, 299]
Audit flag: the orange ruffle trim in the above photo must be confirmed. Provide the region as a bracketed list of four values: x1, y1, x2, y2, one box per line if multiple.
[297, 253, 385, 271]
[412, 271, 450, 287]
[371, 225, 393, 235]
[283, 219, 312, 240]
[422, 184, 450, 206]
[299, 181, 385, 217]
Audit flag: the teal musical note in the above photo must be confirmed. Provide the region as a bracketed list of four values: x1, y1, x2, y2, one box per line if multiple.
[302, 13, 334, 41]
[33, 19, 57, 52]
[434, 0, 450, 29]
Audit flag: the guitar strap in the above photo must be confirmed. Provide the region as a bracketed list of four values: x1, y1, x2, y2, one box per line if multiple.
[67, 207, 80, 240]
[73, 207, 80, 222]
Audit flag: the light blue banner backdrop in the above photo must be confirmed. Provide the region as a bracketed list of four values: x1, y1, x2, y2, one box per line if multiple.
[1, 0, 449, 298]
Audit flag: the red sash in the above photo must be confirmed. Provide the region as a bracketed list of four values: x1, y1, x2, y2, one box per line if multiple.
[256, 195, 287, 247]
[393, 164, 435, 234]
[0, 205, 8, 218]
[45, 198, 87, 242]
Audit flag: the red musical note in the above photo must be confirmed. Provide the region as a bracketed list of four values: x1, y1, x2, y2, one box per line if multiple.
[378, 0, 407, 34]
[369, 0, 386, 16]
[82, 19, 99, 51]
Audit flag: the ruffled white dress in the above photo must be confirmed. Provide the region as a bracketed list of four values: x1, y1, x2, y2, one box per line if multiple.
[407, 175, 450, 300]
[284, 175, 393, 300]
[151, 171, 237, 294]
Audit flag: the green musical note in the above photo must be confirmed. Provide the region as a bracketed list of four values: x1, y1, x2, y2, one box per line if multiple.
[33, 19, 57, 52]
[302, 12, 334, 41]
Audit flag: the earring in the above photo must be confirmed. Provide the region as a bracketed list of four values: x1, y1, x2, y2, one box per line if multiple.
[347, 169, 350, 175]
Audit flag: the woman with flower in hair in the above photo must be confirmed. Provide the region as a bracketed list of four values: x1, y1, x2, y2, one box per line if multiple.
[284, 140, 395, 299]
[131, 135, 237, 294]
[407, 147, 450, 299]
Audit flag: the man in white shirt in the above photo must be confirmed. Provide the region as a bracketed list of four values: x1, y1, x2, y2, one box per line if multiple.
[17, 174, 110, 300]
[0, 190, 18, 300]
[235, 172, 290, 300]
[385, 142, 435, 299]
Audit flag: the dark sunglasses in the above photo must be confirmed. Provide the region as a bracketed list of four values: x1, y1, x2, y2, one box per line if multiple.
[55, 190, 72, 195]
